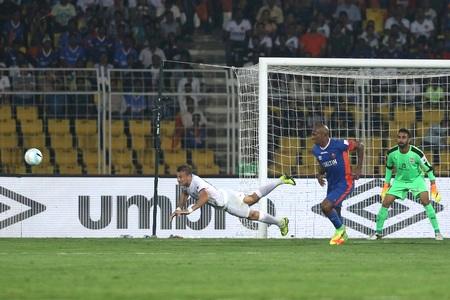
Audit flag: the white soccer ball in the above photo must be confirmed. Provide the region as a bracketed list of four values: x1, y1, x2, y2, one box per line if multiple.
[24, 148, 43, 166]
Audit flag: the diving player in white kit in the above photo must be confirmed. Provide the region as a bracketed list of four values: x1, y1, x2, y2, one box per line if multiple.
[170, 164, 296, 236]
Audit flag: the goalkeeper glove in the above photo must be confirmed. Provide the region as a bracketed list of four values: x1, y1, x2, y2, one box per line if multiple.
[431, 183, 441, 203]
[381, 183, 390, 201]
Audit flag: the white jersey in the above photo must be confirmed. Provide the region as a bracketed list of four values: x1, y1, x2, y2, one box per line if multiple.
[181, 174, 226, 207]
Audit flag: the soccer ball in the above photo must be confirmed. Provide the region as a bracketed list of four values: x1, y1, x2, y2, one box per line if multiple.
[24, 148, 43, 166]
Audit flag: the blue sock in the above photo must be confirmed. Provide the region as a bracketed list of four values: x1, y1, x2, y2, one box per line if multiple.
[335, 206, 343, 223]
[327, 209, 343, 229]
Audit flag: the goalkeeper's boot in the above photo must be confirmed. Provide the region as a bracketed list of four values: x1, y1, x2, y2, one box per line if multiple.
[435, 232, 444, 241]
[279, 217, 289, 237]
[368, 232, 383, 240]
[329, 226, 346, 245]
[280, 174, 296, 186]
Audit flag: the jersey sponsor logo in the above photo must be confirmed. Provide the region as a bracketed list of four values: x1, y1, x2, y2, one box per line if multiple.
[318, 155, 322, 160]
[331, 153, 336, 159]
[409, 157, 415, 164]
[322, 159, 338, 167]
[311, 178, 444, 236]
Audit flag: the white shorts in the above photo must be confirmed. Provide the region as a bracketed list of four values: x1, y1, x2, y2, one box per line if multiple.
[222, 190, 250, 218]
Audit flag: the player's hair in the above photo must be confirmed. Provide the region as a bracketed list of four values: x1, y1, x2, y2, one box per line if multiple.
[177, 164, 193, 175]
[398, 128, 411, 137]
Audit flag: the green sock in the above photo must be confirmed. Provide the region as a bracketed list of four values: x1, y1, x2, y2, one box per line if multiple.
[424, 203, 440, 233]
[376, 207, 388, 234]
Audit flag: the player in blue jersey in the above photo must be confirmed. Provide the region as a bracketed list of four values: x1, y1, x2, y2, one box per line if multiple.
[311, 123, 364, 245]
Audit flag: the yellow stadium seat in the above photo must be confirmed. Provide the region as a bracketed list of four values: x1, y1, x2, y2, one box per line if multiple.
[16, 106, 39, 121]
[30, 163, 55, 174]
[110, 135, 128, 150]
[129, 120, 151, 136]
[160, 135, 180, 150]
[82, 149, 99, 166]
[48, 119, 70, 135]
[84, 163, 100, 174]
[0, 105, 13, 121]
[54, 148, 78, 165]
[393, 108, 415, 124]
[50, 133, 73, 149]
[422, 110, 444, 126]
[141, 164, 166, 175]
[273, 151, 297, 165]
[191, 149, 215, 167]
[77, 134, 98, 150]
[114, 164, 135, 175]
[195, 164, 220, 175]
[280, 137, 301, 150]
[59, 164, 83, 175]
[22, 134, 46, 149]
[105, 120, 124, 137]
[300, 150, 317, 166]
[0, 148, 24, 165]
[3, 165, 27, 174]
[110, 149, 133, 167]
[0, 119, 16, 134]
[136, 149, 156, 166]
[21, 119, 43, 135]
[0, 133, 18, 147]
[164, 150, 187, 166]
[130, 135, 147, 151]
[75, 119, 97, 135]
[294, 164, 316, 176]
[161, 120, 175, 136]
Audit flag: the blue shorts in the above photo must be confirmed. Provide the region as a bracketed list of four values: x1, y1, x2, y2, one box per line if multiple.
[326, 183, 354, 207]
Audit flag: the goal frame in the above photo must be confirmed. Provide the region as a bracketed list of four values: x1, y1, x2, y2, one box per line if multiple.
[256, 57, 450, 238]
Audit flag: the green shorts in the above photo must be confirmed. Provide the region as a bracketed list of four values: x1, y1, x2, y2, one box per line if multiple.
[387, 177, 428, 200]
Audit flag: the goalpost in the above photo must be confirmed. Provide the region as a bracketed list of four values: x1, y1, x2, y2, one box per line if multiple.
[236, 58, 450, 238]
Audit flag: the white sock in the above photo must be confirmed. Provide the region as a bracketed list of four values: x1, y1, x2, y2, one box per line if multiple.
[258, 211, 281, 227]
[255, 180, 281, 198]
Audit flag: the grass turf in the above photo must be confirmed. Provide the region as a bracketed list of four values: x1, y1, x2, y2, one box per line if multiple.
[0, 238, 449, 300]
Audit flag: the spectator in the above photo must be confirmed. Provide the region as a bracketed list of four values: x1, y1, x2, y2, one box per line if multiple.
[59, 33, 86, 67]
[316, 12, 331, 38]
[351, 38, 376, 58]
[177, 70, 201, 113]
[359, 21, 380, 50]
[87, 26, 113, 64]
[378, 34, 405, 58]
[2, 10, 25, 47]
[333, 0, 362, 26]
[223, 9, 252, 66]
[113, 35, 138, 68]
[121, 80, 146, 117]
[0, 63, 11, 104]
[59, 21, 83, 51]
[300, 21, 327, 57]
[256, 0, 284, 25]
[258, 9, 278, 37]
[185, 112, 206, 149]
[398, 78, 421, 104]
[139, 39, 166, 69]
[381, 24, 407, 50]
[51, 0, 77, 32]
[36, 36, 59, 68]
[384, 6, 410, 34]
[273, 34, 296, 57]
[424, 78, 444, 105]
[160, 11, 181, 39]
[410, 8, 435, 40]
[248, 22, 273, 57]
[422, 0, 437, 24]
[327, 23, 351, 58]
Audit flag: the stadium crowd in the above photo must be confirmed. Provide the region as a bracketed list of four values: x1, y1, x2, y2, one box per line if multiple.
[0, 0, 449, 72]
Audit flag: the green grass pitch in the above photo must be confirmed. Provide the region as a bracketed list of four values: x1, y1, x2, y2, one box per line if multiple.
[0, 238, 449, 300]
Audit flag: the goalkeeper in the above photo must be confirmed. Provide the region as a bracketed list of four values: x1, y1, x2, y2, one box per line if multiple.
[370, 128, 443, 240]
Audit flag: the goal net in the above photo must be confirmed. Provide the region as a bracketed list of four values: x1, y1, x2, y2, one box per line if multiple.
[235, 58, 450, 238]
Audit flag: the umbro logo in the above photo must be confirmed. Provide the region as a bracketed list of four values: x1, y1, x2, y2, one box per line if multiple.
[0, 186, 46, 229]
[311, 179, 444, 236]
